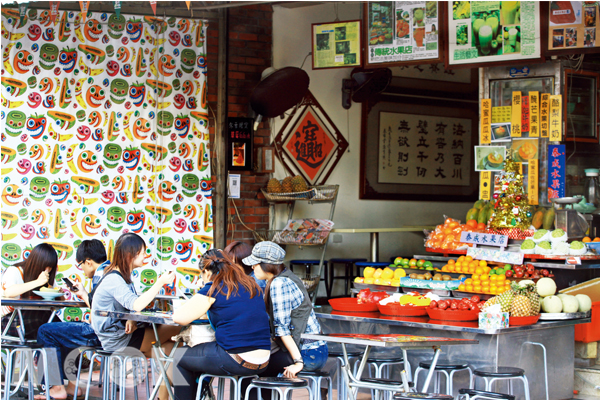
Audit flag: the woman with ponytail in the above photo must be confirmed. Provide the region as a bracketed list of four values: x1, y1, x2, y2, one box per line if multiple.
[242, 241, 328, 382]
[171, 249, 271, 400]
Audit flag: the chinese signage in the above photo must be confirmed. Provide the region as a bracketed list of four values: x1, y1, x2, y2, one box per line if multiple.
[378, 112, 471, 186]
[448, 1, 541, 66]
[366, 1, 440, 65]
[460, 231, 508, 247]
[529, 91, 539, 137]
[481, 98, 492, 144]
[521, 95, 530, 133]
[549, 94, 563, 141]
[547, 144, 566, 199]
[528, 159, 539, 205]
[511, 91, 522, 137]
[491, 106, 512, 123]
[548, 1, 600, 50]
[467, 247, 525, 265]
[480, 171, 492, 200]
[227, 117, 253, 171]
[312, 20, 362, 69]
[541, 93, 550, 137]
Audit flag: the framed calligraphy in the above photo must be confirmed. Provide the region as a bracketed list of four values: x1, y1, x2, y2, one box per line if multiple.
[227, 117, 254, 171]
[274, 91, 348, 185]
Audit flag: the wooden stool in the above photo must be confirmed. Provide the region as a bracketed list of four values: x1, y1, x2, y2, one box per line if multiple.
[326, 258, 367, 297]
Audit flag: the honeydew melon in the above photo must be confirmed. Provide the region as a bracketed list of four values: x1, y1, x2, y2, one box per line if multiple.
[575, 294, 593, 313]
[542, 296, 563, 313]
[537, 277, 557, 297]
[561, 295, 579, 313]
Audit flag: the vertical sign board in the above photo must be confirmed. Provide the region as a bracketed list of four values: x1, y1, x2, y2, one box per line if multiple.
[540, 93, 550, 138]
[529, 91, 539, 137]
[521, 95, 530, 133]
[481, 99, 492, 144]
[511, 91, 522, 137]
[528, 159, 538, 205]
[480, 171, 491, 200]
[549, 94, 563, 142]
[548, 145, 566, 199]
[227, 117, 254, 171]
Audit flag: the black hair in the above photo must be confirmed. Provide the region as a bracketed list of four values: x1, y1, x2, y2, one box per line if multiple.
[105, 233, 146, 284]
[76, 239, 108, 264]
[17, 243, 58, 298]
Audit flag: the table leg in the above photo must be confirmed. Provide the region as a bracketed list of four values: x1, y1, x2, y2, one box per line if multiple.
[149, 324, 181, 400]
[351, 345, 372, 400]
[402, 349, 412, 382]
[370, 232, 379, 262]
[421, 347, 441, 393]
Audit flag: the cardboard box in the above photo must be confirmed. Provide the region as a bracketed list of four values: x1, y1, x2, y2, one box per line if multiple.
[560, 277, 600, 302]
[478, 311, 509, 329]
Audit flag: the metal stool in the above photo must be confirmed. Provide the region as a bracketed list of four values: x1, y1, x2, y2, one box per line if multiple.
[354, 355, 409, 400]
[471, 367, 530, 400]
[348, 377, 413, 400]
[86, 349, 149, 400]
[394, 393, 454, 399]
[73, 347, 105, 400]
[328, 350, 361, 400]
[197, 374, 258, 400]
[298, 370, 333, 400]
[2, 342, 51, 400]
[244, 377, 312, 400]
[414, 360, 472, 395]
[458, 388, 516, 400]
[326, 258, 367, 297]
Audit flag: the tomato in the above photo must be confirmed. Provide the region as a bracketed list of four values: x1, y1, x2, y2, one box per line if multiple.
[357, 289, 371, 304]
[470, 295, 481, 303]
[450, 302, 459, 310]
[438, 300, 448, 310]
[459, 302, 469, 310]
[469, 303, 477, 310]
[429, 300, 438, 309]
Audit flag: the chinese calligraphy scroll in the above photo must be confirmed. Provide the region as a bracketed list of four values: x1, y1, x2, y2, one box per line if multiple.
[547, 144, 566, 199]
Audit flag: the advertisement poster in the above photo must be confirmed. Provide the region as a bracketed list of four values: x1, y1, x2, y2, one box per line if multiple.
[378, 112, 472, 186]
[474, 146, 506, 171]
[448, 1, 541, 66]
[227, 117, 254, 171]
[312, 20, 362, 69]
[366, 1, 440, 64]
[548, 1, 599, 50]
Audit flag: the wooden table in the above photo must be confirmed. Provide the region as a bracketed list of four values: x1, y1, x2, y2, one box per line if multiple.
[331, 226, 434, 262]
[302, 332, 477, 400]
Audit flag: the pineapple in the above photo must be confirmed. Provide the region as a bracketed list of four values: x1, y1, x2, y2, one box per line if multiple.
[482, 296, 497, 311]
[510, 295, 532, 317]
[282, 176, 293, 193]
[291, 175, 308, 192]
[512, 282, 540, 316]
[266, 178, 283, 193]
[496, 289, 515, 313]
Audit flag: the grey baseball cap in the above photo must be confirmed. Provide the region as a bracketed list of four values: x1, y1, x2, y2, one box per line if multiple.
[242, 241, 286, 265]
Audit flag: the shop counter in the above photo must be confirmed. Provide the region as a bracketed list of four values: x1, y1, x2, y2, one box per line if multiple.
[316, 306, 589, 399]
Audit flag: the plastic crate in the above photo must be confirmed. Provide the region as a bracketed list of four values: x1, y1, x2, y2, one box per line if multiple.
[574, 301, 600, 343]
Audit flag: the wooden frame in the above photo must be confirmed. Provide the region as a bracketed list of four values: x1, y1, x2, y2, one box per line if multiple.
[255, 146, 275, 173]
[359, 94, 479, 201]
[226, 117, 254, 171]
[541, 1, 600, 57]
[445, 1, 545, 69]
[362, 1, 447, 69]
[563, 68, 600, 143]
[312, 19, 362, 69]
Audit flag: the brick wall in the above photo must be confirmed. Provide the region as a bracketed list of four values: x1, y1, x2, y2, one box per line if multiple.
[206, 5, 273, 245]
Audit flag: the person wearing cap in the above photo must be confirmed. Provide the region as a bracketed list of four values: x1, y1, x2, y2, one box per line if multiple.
[242, 241, 328, 382]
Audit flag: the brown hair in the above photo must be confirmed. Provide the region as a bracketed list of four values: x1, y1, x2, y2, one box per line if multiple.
[260, 263, 286, 310]
[106, 233, 146, 284]
[200, 249, 260, 299]
[17, 243, 58, 298]
[223, 241, 253, 275]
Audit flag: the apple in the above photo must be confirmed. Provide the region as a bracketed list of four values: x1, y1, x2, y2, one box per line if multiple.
[394, 257, 403, 265]
[401, 258, 410, 266]
[409, 259, 418, 267]
[515, 271, 524, 278]
[423, 261, 433, 269]
[417, 259, 425, 268]
[505, 270, 513, 278]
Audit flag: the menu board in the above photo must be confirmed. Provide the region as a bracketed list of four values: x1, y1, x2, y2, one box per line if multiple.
[448, 1, 541, 66]
[312, 20, 362, 69]
[366, 1, 440, 65]
[548, 1, 599, 50]
[378, 112, 471, 186]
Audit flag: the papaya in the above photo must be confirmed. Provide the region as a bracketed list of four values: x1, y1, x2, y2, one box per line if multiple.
[466, 208, 479, 221]
[478, 206, 489, 225]
[484, 205, 494, 224]
[532, 211, 544, 229]
[542, 207, 555, 230]
[473, 200, 486, 210]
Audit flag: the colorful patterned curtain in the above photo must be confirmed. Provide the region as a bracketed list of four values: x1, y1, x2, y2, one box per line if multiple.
[1, 8, 212, 320]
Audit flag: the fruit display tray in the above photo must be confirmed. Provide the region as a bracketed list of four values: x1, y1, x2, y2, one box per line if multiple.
[377, 303, 428, 316]
[425, 247, 468, 255]
[328, 298, 379, 312]
[539, 310, 591, 320]
[509, 314, 540, 326]
[451, 291, 493, 300]
[523, 254, 600, 261]
[426, 308, 479, 321]
[354, 282, 401, 293]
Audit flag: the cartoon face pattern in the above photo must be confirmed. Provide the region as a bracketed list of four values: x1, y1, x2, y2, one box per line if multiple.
[1, 11, 212, 313]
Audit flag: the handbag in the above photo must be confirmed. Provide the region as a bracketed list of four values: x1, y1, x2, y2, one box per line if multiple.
[172, 324, 215, 347]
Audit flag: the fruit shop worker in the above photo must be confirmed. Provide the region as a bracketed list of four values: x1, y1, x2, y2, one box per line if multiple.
[171, 249, 271, 400]
[242, 242, 328, 390]
[91, 232, 178, 400]
[224, 241, 267, 289]
[34, 239, 109, 400]
[1, 243, 59, 340]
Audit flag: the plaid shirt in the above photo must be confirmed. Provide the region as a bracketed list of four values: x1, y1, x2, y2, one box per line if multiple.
[270, 276, 325, 351]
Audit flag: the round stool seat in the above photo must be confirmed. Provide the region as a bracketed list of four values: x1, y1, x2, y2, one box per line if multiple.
[250, 377, 308, 388]
[2, 342, 45, 349]
[367, 357, 404, 363]
[298, 370, 330, 377]
[355, 262, 390, 267]
[418, 361, 468, 370]
[474, 367, 524, 377]
[361, 377, 404, 386]
[329, 351, 362, 358]
[290, 259, 323, 265]
[394, 393, 453, 400]
[458, 388, 515, 400]
[329, 258, 367, 263]
[95, 350, 114, 357]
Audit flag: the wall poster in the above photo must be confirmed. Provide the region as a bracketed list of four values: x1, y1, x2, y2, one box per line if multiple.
[364, 1, 443, 67]
[547, 1, 599, 51]
[312, 20, 362, 69]
[227, 117, 253, 171]
[448, 1, 542, 67]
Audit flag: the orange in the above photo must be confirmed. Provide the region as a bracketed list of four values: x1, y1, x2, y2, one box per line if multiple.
[455, 261, 462, 269]
[472, 274, 480, 281]
[465, 278, 473, 285]
[462, 266, 470, 273]
[448, 259, 455, 264]
[466, 219, 478, 229]
[465, 256, 473, 263]
[497, 275, 506, 282]
[477, 222, 486, 230]
[442, 266, 449, 272]
[443, 227, 453, 235]
[449, 221, 459, 229]
[448, 265, 456, 273]
[479, 260, 487, 267]
[445, 218, 455, 225]
[459, 284, 466, 291]
[490, 275, 498, 282]
[484, 266, 491, 274]
[458, 256, 465, 263]
[583, 237, 591, 243]
[480, 274, 489, 281]
[475, 267, 483, 275]
[594, 237, 600, 242]
[474, 285, 482, 292]
[466, 284, 474, 292]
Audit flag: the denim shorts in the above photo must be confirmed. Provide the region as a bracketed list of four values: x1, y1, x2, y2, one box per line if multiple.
[301, 343, 328, 372]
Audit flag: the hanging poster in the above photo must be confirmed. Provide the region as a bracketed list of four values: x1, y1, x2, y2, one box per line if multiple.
[312, 20, 362, 69]
[227, 117, 253, 171]
[448, 1, 542, 66]
[547, 1, 600, 51]
[547, 145, 566, 199]
[0, 10, 212, 318]
[364, 1, 442, 67]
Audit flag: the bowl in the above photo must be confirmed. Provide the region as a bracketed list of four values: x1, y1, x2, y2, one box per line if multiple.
[33, 290, 64, 300]
[328, 298, 379, 312]
[586, 242, 600, 254]
[509, 314, 540, 326]
[378, 303, 428, 316]
[426, 308, 479, 321]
